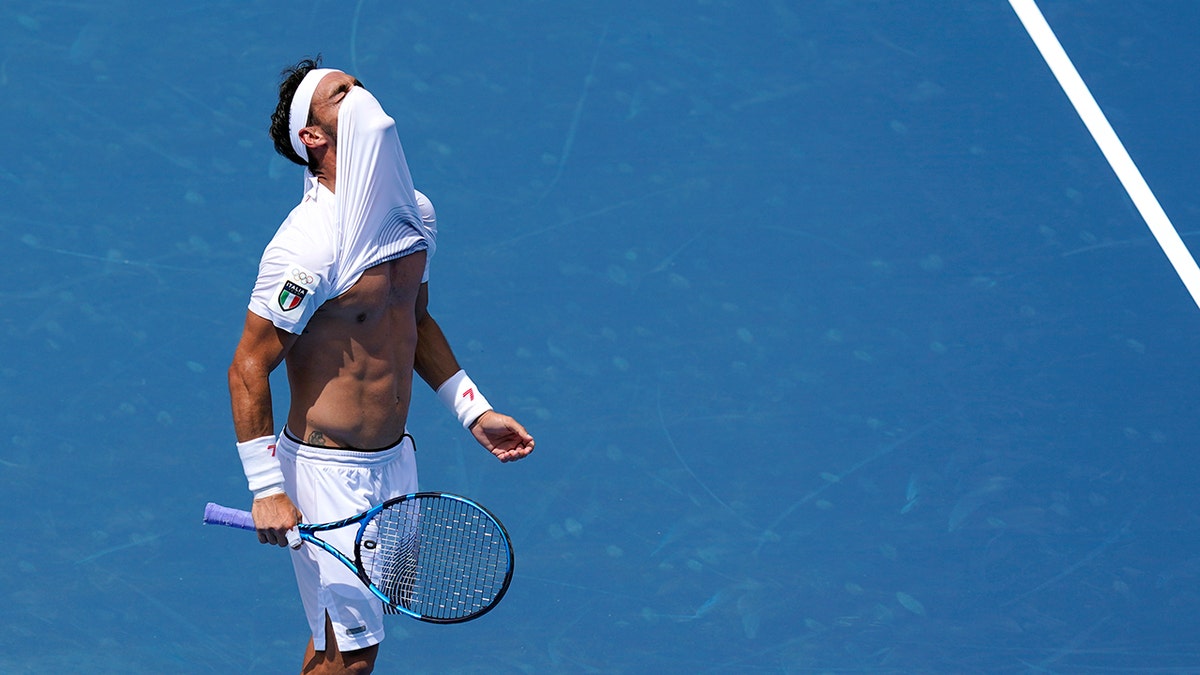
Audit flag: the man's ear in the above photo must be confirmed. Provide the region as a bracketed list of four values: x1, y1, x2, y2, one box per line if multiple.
[299, 126, 325, 149]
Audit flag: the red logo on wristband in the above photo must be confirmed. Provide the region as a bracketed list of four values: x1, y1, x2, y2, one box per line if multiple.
[270, 444, 277, 457]
[462, 388, 475, 401]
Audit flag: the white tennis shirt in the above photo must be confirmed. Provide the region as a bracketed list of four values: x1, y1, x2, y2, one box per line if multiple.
[248, 86, 437, 334]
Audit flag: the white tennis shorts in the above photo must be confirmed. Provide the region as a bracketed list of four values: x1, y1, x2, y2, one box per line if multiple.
[276, 429, 418, 651]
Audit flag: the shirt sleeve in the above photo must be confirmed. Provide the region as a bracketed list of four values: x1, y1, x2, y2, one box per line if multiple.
[414, 189, 438, 283]
[247, 211, 335, 334]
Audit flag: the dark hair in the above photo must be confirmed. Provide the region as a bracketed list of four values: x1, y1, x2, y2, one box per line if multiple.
[269, 56, 323, 168]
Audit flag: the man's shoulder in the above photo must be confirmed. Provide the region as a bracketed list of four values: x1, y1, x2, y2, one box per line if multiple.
[414, 190, 436, 224]
[257, 202, 336, 281]
[271, 193, 335, 247]
[286, 187, 336, 227]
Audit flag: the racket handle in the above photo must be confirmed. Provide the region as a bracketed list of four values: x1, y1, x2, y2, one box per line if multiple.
[204, 502, 256, 531]
[204, 502, 304, 549]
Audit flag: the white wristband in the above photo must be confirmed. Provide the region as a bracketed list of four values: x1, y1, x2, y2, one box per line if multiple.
[436, 369, 493, 429]
[236, 435, 285, 500]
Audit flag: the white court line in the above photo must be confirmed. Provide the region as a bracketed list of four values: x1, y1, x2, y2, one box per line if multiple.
[1009, 0, 1200, 311]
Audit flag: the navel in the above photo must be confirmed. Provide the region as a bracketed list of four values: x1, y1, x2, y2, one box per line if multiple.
[356, 312, 367, 323]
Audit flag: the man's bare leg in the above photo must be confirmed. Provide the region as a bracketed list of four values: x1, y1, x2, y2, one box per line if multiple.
[300, 613, 380, 675]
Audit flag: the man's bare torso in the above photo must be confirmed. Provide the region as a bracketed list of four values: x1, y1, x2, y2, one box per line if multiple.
[283, 251, 427, 449]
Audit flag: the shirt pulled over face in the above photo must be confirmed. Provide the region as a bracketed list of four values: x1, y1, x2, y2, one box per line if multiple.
[249, 86, 437, 334]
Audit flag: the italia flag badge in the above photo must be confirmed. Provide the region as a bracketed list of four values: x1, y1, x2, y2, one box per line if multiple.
[277, 265, 317, 312]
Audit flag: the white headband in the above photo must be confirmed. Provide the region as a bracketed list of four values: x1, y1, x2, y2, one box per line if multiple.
[289, 68, 341, 161]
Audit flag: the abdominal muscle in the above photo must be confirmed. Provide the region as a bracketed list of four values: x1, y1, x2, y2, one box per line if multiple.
[283, 251, 426, 449]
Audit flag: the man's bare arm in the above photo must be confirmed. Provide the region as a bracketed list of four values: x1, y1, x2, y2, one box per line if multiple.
[413, 283, 535, 462]
[229, 311, 297, 440]
[228, 310, 303, 546]
[412, 283, 464, 391]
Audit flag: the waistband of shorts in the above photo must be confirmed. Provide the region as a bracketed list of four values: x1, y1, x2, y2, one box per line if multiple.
[277, 428, 413, 466]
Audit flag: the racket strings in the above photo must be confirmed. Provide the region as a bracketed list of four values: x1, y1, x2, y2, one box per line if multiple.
[361, 496, 509, 621]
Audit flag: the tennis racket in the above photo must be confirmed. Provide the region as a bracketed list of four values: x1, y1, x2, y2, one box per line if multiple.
[203, 492, 513, 623]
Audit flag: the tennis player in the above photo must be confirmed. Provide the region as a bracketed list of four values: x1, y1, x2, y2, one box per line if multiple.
[227, 58, 534, 674]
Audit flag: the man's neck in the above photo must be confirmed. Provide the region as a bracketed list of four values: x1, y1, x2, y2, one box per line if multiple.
[311, 149, 337, 194]
[316, 173, 336, 193]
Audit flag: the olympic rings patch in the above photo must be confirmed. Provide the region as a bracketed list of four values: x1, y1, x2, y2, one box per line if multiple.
[291, 268, 315, 285]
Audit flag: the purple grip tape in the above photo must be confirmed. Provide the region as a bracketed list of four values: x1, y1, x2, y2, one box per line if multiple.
[204, 502, 256, 531]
